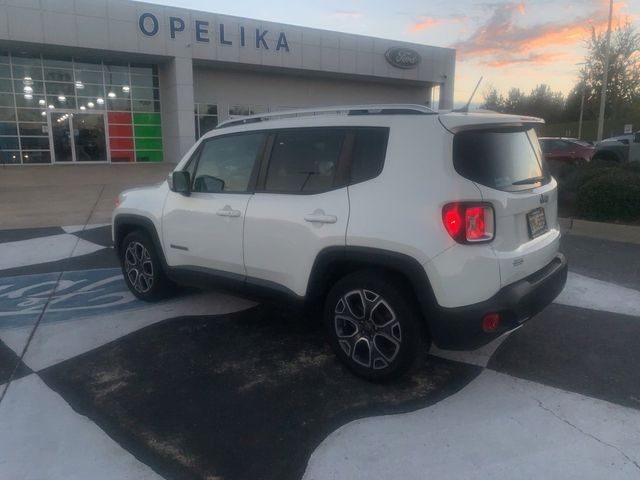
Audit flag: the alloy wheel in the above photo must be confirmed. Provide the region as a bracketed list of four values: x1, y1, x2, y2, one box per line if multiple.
[124, 241, 155, 294]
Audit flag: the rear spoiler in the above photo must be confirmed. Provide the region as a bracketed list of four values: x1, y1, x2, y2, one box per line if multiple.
[438, 112, 544, 133]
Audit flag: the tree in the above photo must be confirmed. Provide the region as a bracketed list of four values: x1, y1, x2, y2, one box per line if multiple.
[480, 85, 504, 111]
[579, 22, 640, 119]
[503, 88, 526, 114]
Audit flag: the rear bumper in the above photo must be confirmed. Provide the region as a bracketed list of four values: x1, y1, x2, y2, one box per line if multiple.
[429, 253, 568, 350]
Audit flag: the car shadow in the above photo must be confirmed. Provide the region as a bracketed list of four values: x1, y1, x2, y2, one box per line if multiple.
[41, 305, 482, 480]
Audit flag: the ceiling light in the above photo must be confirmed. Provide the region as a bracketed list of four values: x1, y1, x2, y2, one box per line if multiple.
[24, 94, 33, 100]
[122, 85, 130, 93]
[38, 99, 45, 106]
[48, 104, 54, 109]
[107, 91, 116, 98]
[23, 76, 33, 85]
[96, 97, 104, 104]
[75, 81, 84, 89]
[87, 101, 95, 108]
[80, 105, 86, 110]
[41, 111, 46, 116]
[23, 86, 33, 94]
[58, 95, 66, 102]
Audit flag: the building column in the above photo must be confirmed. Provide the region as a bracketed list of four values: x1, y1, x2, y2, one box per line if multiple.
[158, 57, 196, 164]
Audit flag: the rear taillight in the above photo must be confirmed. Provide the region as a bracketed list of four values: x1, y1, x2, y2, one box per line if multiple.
[442, 203, 495, 244]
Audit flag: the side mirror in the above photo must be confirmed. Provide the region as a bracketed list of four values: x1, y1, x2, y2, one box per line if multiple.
[170, 171, 191, 195]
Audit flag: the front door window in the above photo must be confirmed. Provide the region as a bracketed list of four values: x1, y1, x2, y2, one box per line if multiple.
[50, 112, 108, 162]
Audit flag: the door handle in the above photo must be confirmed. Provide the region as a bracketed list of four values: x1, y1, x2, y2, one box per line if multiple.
[304, 213, 337, 224]
[217, 207, 241, 217]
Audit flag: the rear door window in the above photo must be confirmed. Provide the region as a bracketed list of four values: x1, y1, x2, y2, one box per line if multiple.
[453, 128, 548, 192]
[264, 129, 345, 193]
[350, 128, 389, 184]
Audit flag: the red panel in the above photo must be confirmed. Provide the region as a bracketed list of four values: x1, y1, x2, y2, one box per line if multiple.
[108, 112, 132, 124]
[110, 138, 134, 150]
[110, 150, 135, 163]
[108, 124, 133, 137]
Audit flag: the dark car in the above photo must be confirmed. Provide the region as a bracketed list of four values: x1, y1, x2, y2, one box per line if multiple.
[539, 137, 595, 165]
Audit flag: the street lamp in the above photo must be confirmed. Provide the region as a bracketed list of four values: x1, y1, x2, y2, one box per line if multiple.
[597, 0, 614, 141]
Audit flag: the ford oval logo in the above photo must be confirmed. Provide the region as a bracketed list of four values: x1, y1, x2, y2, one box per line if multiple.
[385, 47, 421, 69]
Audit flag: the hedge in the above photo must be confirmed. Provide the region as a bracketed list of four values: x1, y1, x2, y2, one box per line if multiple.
[575, 166, 640, 222]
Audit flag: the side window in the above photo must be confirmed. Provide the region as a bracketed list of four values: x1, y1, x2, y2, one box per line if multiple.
[350, 128, 389, 184]
[264, 130, 345, 193]
[192, 133, 266, 193]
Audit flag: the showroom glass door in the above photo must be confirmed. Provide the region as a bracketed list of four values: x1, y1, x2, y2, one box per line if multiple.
[50, 112, 108, 162]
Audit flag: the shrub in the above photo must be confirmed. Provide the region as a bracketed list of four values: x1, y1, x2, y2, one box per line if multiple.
[576, 168, 640, 222]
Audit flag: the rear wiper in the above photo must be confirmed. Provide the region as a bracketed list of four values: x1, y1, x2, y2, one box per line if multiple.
[512, 176, 545, 186]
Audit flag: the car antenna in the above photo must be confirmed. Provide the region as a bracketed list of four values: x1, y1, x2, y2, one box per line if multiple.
[454, 76, 483, 113]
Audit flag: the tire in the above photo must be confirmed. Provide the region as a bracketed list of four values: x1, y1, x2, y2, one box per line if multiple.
[120, 230, 171, 301]
[323, 270, 425, 382]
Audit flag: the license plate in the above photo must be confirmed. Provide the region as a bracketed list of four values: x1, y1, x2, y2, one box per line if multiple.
[527, 207, 548, 239]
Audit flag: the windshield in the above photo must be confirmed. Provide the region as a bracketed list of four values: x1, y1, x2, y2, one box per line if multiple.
[453, 127, 548, 192]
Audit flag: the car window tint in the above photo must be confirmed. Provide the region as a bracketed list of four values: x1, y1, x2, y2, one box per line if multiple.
[265, 130, 344, 193]
[350, 128, 388, 184]
[192, 133, 265, 193]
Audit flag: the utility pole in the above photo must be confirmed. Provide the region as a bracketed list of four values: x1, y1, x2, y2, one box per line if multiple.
[578, 90, 585, 139]
[597, 0, 614, 141]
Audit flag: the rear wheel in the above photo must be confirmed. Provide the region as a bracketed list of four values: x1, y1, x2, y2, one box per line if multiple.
[324, 270, 425, 381]
[120, 230, 171, 301]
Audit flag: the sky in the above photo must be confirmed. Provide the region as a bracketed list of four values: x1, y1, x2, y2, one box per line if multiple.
[144, 0, 639, 106]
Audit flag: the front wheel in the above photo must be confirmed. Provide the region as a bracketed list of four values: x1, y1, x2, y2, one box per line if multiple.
[120, 230, 171, 301]
[324, 270, 426, 381]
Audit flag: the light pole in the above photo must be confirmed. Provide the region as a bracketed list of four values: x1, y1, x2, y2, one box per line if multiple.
[597, 0, 614, 141]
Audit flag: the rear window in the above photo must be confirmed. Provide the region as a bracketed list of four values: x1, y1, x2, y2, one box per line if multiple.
[453, 128, 548, 192]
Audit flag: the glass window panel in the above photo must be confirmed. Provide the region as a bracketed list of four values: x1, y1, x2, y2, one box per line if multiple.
[74, 70, 104, 84]
[0, 107, 16, 121]
[0, 64, 12, 78]
[12, 64, 43, 81]
[15, 94, 45, 108]
[106, 86, 130, 99]
[73, 60, 103, 71]
[135, 138, 162, 149]
[132, 99, 160, 112]
[131, 87, 158, 100]
[15, 79, 45, 95]
[42, 57, 73, 68]
[350, 128, 389, 184]
[76, 84, 105, 97]
[134, 125, 162, 137]
[22, 151, 51, 164]
[44, 68, 73, 83]
[0, 92, 14, 107]
[104, 63, 129, 73]
[108, 112, 132, 124]
[133, 112, 161, 125]
[0, 122, 17, 135]
[103, 71, 129, 85]
[44, 81, 75, 96]
[136, 150, 163, 162]
[198, 116, 218, 136]
[0, 151, 21, 164]
[12, 54, 41, 66]
[201, 104, 218, 115]
[130, 64, 156, 76]
[0, 53, 9, 64]
[20, 136, 50, 149]
[0, 136, 19, 149]
[111, 150, 135, 163]
[46, 96, 76, 109]
[107, 98, 131, 111]
[18, 122, 47, 136]
[108, 124, 133, 137]
[17, 108, 44, 122]
[77, 97, 105, 110]
[0, 78, 13, 92]
[130, 74, 158, 88]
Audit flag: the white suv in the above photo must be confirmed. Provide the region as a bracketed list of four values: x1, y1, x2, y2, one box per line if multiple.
[112, 105, 568, 381]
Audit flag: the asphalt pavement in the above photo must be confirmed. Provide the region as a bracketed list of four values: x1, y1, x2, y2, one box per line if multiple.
[0, 226, 639, 480]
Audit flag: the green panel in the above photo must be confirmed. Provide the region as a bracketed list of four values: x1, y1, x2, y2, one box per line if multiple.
[136, 150, 163, 162]
[135, 138, 162, 150]
[133, 112, 161, 125]
[134, 125, 162, 138]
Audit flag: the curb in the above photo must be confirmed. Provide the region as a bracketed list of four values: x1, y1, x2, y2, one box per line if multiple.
[559, 217, 640, 245]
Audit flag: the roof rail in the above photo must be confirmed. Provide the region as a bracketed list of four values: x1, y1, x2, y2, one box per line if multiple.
[216, 104, 436, 129]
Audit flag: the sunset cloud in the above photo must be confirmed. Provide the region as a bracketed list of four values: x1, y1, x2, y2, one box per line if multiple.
[452, 1, 630, 67]
[409, 14, 466, 33]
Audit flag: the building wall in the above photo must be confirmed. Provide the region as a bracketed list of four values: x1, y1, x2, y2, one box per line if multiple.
[192, 67, 431, 123]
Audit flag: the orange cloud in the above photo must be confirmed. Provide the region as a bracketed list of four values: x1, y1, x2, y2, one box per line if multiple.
[410, 17, 439, 32]
[452, 1, 632, 68]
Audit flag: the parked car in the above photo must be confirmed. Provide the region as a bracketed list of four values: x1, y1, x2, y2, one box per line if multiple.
[112, 105, 568, 381]
[539, 137, 595, 164]
[593, 131, 640, 163]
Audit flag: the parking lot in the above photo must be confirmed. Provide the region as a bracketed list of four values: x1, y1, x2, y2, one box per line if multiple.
[1, 223, 639, 480]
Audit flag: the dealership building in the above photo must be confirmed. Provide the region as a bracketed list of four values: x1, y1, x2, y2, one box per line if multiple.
[0, 0, 455, 165]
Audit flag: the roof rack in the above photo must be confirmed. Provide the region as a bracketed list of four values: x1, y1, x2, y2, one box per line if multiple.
[216, 104, 436, 129]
